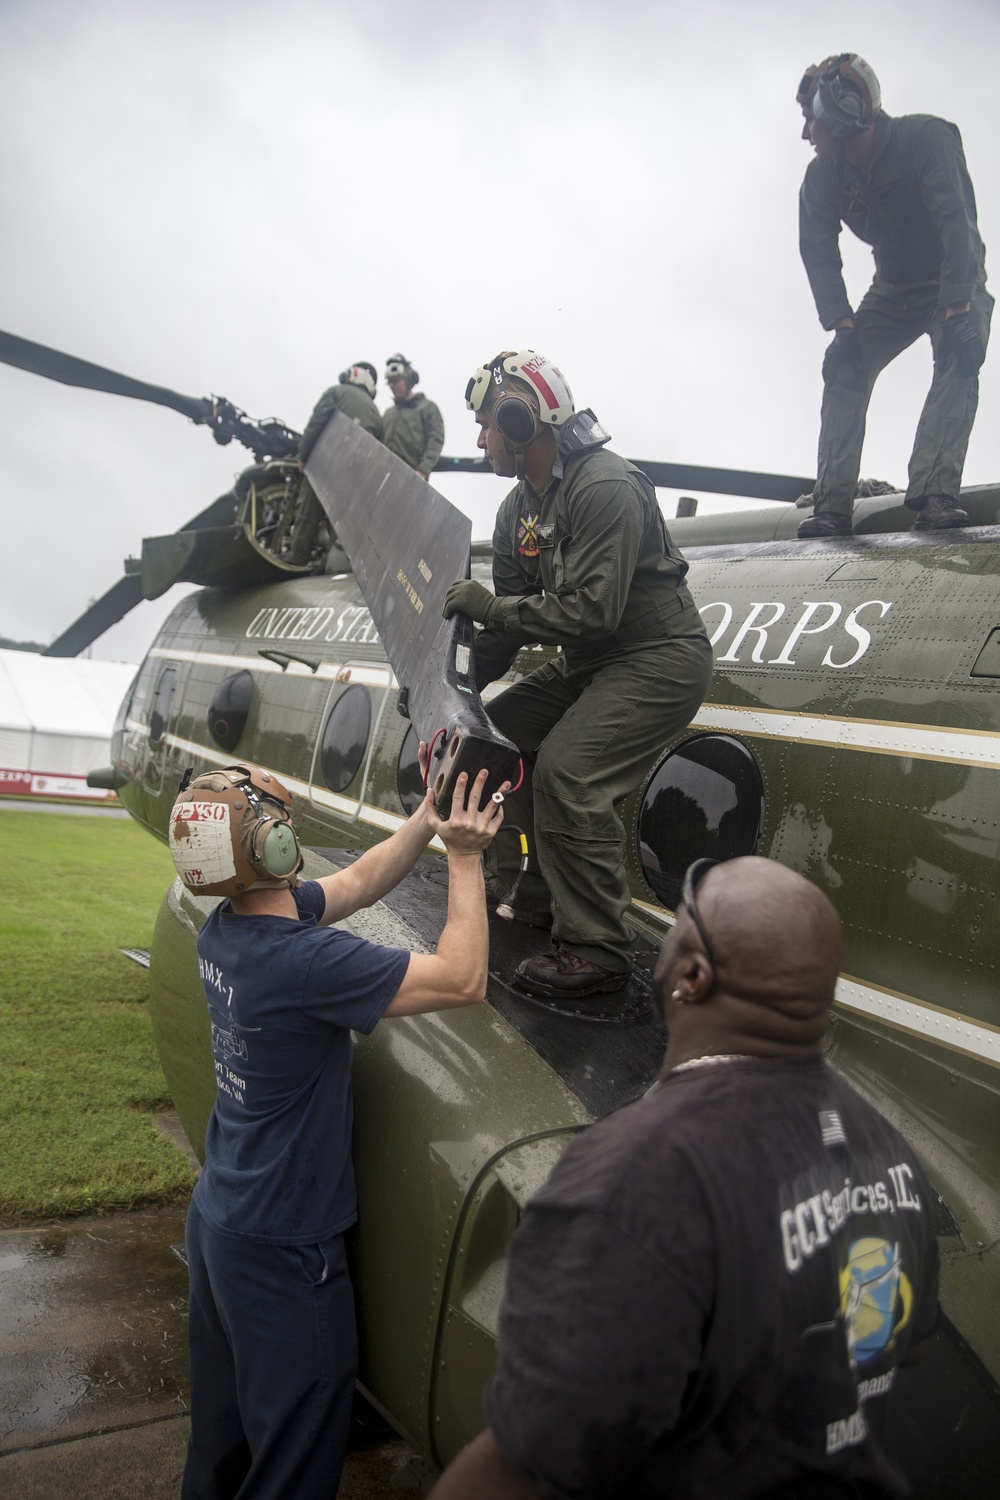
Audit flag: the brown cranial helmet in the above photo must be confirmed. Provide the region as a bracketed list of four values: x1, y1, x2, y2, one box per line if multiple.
[168, 764, 303, 898]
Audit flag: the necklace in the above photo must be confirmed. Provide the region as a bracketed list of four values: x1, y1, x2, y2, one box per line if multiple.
[670, 1053, 757, 1075]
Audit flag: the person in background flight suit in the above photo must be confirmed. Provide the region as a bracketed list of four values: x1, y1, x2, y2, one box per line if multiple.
[287, 362, 383, 566]
[795, 53, 991, 539]
[443, 351, 712, 1002]
[382, 353, 445, 479]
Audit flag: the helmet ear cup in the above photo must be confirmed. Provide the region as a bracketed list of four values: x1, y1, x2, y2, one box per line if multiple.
[252, 818, 302, 879]
[812, 56, 869, 137]
[493, 395, 538, 447]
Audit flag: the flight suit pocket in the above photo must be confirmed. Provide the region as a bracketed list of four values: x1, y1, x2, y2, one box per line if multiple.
[535, 524, 560, 591]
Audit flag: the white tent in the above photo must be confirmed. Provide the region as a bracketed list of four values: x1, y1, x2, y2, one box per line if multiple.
[0, 649, 137, 799]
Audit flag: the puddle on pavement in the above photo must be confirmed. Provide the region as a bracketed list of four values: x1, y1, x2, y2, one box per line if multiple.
[0, 1206, 191, 1451]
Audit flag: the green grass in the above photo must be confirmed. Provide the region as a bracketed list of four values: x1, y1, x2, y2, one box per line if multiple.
[0, 810, 197, 1224]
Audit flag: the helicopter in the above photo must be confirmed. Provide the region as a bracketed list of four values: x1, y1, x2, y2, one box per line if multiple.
[3, 329, 1000, 1494]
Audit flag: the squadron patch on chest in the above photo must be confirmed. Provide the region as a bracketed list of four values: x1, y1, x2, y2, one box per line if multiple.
[843, 180, 867, 222]
[517, 510, 541, 557]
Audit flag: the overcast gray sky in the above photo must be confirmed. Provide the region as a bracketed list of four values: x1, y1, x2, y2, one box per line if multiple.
[2, 0, 998, 661]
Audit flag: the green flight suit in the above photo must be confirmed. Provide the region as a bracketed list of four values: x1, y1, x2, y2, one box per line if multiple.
[475, 444, 713, 972]
[800, 112, 992, 517]
[290, 385, 384, 566]
[382, 393, 445, 475]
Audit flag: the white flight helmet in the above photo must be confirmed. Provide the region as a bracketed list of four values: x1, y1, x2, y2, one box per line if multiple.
[339, 363, 378, 399]
[465, 350, 575, 449]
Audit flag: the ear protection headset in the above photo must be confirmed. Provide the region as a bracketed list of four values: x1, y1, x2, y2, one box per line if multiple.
[465, 351, 575, 454]
[169, 764, 303, 898]
[386, 354, 419, 388]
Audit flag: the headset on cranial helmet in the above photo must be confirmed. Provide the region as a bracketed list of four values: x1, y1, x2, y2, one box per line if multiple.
[339, 363, 378, 399]
[385, 353, 419, 388]
[465, 351, 576, 475]
[169, 764, 304, 899]
[465, 350, 614, 478]
[797, 53, 881, 140]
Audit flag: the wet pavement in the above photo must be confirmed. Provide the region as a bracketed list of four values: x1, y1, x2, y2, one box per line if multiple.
[0, 1205, 423, 1497]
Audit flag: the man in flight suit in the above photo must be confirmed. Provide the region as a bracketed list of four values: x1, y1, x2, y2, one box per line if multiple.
[795, 53, 992, 538]
[443, 351, 713, 1000]
[287, 361, 383, 566]
[383, 352, 445, 479]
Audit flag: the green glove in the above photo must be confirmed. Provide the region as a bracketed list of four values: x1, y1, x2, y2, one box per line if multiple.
[442, 579, 503, 628]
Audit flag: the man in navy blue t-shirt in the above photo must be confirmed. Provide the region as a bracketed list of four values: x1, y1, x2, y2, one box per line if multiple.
[167, 755, 505, 1500]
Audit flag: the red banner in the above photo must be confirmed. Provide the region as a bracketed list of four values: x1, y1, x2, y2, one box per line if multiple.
[0, 768, 115, 801]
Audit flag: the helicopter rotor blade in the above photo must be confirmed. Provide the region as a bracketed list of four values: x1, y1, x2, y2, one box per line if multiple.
[16, 320, 811, 658]
[42, 575, 146, 658]
[0, 328, 302, 461]
[432, 455, 814, 504]
[0, 328, 211, 423]
[41, 491, 242, 658]
[628, 460, 812, 504]
[0, 328, 213, 425]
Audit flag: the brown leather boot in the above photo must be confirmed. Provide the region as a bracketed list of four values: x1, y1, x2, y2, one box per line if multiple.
[912, 495, 971, 529]
[514, 949, 629, 998]
[796, 512, 852, 538]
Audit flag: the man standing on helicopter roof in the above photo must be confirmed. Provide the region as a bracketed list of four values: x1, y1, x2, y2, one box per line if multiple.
[382, 353, 445, 479]
[286, 361, 384, 566]
[794, 53, 991, 538]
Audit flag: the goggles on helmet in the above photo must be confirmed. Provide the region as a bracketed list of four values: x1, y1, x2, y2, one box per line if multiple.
[385, 354, 417, 384]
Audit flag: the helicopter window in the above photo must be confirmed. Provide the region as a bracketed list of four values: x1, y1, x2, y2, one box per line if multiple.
[148, 667, 177, 747]
[113, 671, 139, 739]
[207, 671, 254, 752]
[397, 727, 425, 815]
[320, 685, 371, 793]
[637, 734, 764, 909]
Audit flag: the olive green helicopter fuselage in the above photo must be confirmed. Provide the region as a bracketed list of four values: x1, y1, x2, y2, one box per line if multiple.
[110, 480, 1000, 1490]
